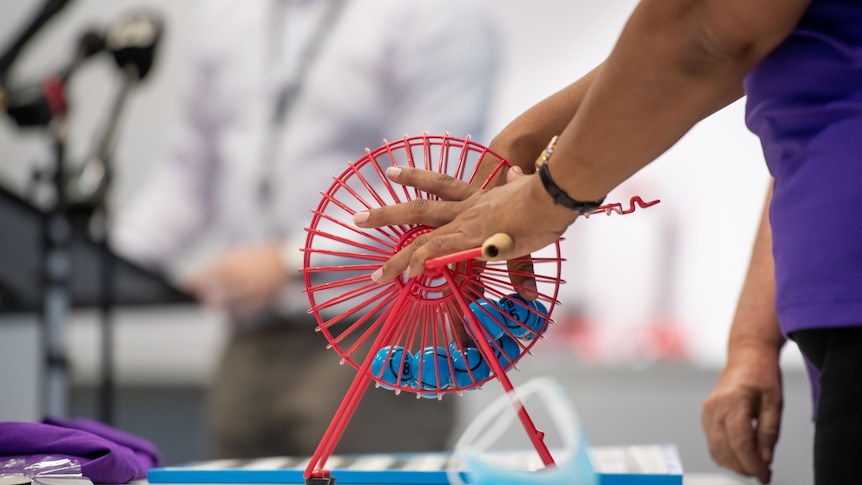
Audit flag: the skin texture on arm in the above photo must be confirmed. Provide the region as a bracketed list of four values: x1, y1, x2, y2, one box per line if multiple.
[702, 182, 785, 484]
[467, 66, 604, 299]
[547, 0, 804, 201]
[479, 63, 605, 184]
[355, 0, 811, 284]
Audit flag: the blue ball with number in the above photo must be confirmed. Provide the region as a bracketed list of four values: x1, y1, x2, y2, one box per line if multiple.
[498, 293, 548, 340]
[525, 299, 549, 340]
[415, 346, 452, 397]
[448, 342, 491, 389]
[371, 345, 415, 390]
[490, 334, 522, 368]
[468, 298, 506, 341]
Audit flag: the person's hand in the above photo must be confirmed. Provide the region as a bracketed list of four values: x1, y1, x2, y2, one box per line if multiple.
[701, 342, 783, 484]
[184, 243, 289, 319]
[353, 164, 577, 289]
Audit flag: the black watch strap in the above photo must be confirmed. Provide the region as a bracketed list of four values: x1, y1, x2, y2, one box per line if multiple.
[534, 136, 605, 214]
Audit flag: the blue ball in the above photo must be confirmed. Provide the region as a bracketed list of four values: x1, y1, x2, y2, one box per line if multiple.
[468, 298, 506, 341]
[498, 294, 548, 340]
[415, 346, 452, 397]
[449, 343, 491, 389]
[525, 299, 549, 340]
[489, 334, 522, 368]
[371, 345, 415, 390]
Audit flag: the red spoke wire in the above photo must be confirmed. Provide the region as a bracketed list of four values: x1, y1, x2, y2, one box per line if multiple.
[440, 268, 556, 467]
[380, 138, 416, 203]
[316, 289, 396, 340]
[477, 274, 559, 305]
[458, 284, 532, 359]
[400, 136, 424, 201]
[340, 159, 412, 235]
[304, 263, 381, 273]
[306, 228, 394, 258]
[304, 247, 390, 263]
[441, 134, 453, 175]
[442, 300, 486, 392]
[365, 146, 408, 206]
[408, 136, 430, 200]
[367, 295, 423, 391]
[306, 279, 419, 478]
[318, 188, 405, 242]
[335, 310, 393, 360]
[451, 136, 471, 183]
[422, 134, 433, 172]
[310, 209, 397, 251]
[336, 292, 402, 364]
[459, 284, 553, 344]
[432, 304, 463, 395]
[476, 153, 508, 189]
[330, 170, 382, 213]
[480, 264, 566, 285]
[305, 273, 375, 294]
[313, 279, 395, 316]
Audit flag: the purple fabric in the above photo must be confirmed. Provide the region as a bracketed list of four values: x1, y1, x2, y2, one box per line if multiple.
[744, 0, 862, 406]
[0, 417, 162, 483]
[745, 0, 862, 337]
[804, 358, 822, 420]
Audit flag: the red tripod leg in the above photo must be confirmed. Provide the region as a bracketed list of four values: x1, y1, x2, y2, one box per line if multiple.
[304, 278, 418, 483]
[441, 269, 557, 468]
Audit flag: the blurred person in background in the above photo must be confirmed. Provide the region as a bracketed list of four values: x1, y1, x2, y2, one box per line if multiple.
[113, 0, 498, 458]
[350, 0, 862, 483]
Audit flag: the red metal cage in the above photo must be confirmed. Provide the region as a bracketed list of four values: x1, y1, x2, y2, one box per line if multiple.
[301, 134, 658, 483]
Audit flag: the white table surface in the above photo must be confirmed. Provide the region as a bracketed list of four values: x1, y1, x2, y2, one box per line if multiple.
[683, 473, 749, 484]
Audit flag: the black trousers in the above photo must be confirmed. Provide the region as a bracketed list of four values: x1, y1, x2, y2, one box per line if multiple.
[791, 327, 862, 485]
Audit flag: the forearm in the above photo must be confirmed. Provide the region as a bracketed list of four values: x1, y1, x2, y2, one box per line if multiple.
[549, 0, 810, 202]
[489, 63, 604, 172]
[727, 181, 785, 359]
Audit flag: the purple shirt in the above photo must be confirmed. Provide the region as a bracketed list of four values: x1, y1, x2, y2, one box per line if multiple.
[745, 0, 862, 337]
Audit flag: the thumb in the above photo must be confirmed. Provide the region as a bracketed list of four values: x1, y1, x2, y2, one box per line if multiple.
[757, 395, 782, 464]
[506, 165, 525, 183]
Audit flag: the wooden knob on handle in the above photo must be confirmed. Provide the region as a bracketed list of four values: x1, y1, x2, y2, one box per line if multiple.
[481, 233, 514, 261]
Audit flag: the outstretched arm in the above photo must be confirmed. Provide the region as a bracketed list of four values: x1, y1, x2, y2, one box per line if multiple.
[357, 0, 812, 283]
[487, 63, 605, 175]
[702, 182, 785, 484]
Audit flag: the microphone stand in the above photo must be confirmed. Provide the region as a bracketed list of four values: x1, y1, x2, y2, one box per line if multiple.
[26, 8, 160, 423]
[40, 112, 72, 418]
[81, 62, 139, 425]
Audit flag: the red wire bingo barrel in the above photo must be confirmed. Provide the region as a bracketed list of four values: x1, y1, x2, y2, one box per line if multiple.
[302, 134, 563, 396]
[301, 133, 659, 484]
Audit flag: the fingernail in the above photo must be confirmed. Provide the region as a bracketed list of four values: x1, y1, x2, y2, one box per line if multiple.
[353, 211, 369, 224]
[371, 268, 383, 283]
[386, 166, 402, 179]
[523, 278, 538, 296]
[511, 165, 523, 175]
[761, 447, 772, 463]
